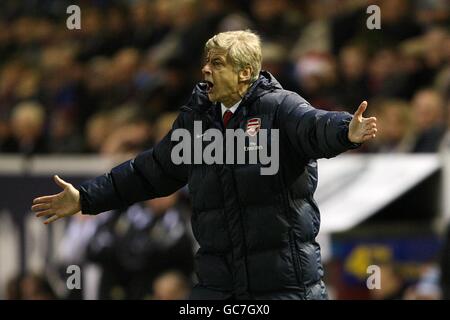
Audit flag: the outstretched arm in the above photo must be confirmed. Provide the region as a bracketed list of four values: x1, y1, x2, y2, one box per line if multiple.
[32, 115, 189, 224]
[278, 94, 377, 160]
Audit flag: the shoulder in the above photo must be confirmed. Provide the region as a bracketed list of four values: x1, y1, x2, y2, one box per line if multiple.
[260, 89, 311, 110]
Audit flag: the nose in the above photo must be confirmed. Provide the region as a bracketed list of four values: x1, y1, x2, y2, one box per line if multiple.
[202, 63, 211, 76]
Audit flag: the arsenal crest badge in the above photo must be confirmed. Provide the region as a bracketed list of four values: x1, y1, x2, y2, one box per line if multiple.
[246, 118, 261, 136]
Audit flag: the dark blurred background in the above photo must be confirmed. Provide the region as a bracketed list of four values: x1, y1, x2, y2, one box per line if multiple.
[0, 0, 449, 300]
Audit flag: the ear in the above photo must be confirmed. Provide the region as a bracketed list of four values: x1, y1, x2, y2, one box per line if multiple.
[238, 66, 252, 83]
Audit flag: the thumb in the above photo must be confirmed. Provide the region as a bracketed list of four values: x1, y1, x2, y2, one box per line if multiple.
[54, 175, 70, 189]
[354, 101, 368, 118]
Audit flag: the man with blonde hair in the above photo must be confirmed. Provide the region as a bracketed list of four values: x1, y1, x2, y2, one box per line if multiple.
[3, 101, 47, 154]
[32, 30, 377, 300]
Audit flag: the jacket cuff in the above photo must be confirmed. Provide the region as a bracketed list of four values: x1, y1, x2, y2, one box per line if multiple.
[340, 124, 362, 150]
[78, 186, 94, 215]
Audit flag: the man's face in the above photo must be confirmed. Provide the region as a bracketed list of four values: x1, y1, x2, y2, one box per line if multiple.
[201, 49, 241, 107]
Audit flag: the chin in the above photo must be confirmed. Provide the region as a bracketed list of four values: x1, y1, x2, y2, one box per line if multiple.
[207, 93, 217, 102]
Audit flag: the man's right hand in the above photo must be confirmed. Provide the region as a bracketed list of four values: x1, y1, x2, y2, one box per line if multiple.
[31, 175, 81, 224]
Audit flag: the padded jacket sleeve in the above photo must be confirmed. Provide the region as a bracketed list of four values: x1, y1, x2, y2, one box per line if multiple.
[277, 92, 360, 160]
[78, 114, 189, 215]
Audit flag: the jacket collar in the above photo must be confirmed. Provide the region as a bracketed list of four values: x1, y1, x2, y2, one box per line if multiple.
[182, 71, 283, 116]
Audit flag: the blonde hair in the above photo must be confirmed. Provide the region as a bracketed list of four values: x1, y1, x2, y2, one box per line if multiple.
[11, 101, 45, 128]
[205, 30, 262, 82]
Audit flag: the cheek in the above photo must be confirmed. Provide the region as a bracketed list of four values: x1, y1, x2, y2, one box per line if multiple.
[220, 76, 237, 91]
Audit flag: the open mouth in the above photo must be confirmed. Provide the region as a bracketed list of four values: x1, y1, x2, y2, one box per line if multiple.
[204, 80, 214, 93]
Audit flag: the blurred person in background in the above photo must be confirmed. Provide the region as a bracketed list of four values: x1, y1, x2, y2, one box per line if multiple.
[410, 89, 446, 153]
[293, 52, 340, 110]
[369, 261, 407, 300]
[100, 116, 153, 158]
[249, 0, 302, 47]
[84, 112, 112, 154]
[367, 100, 414, 153]
[86, 192, 194, 300]
[48, 109, 84, 154]
[5, 274, 23, 300]
[14, 273, 57, 300]
[367, 48, 410, 99]
[56, 213, 98, 300]
[403, 263, 441, 300]
[0, 0, 445, 157]
[336, 45, 370, 111]
[152, 270, 191, 300]
[1, 101, 47, 154]
[400, 27, 450, 97]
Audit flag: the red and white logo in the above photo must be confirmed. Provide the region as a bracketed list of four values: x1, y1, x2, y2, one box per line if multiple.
[246, 118, 261, 136]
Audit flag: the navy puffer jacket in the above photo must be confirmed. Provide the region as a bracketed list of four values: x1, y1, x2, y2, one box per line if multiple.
[79, 71, 359, 299]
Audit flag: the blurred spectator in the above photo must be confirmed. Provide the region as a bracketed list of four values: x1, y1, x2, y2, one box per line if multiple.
[336, 45, 370, 110]
[352, 0, 423, 54]
[18, 273, 57, 300]
[249, 0, 302, 47]
[0, 0, 446, 156]
[290, 1, 331, 58]
[152, 270, 191, 300]
[154, 112, 179, 143]
[5, 274, 23, 300]
[293, 52, 340, 110]
[368, 100, 414, 153]
[414, 0, 449, 28]
[1, 101, 47, 154]
[85, 112, 111, 153]
[403, 263, 441, 300]
[55, 213, 99, 299]
[369, 261, 407, 300]
[48, 109, 84, 153]
[367, 48, 410, 99]
[410, 89, 447, 152]
[86, 193, 195, 299]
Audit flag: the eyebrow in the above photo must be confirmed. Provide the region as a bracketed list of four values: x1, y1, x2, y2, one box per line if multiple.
[206, 51, 227, 62]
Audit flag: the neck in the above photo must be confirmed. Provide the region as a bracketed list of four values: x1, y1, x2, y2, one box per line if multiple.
[222, 82, 250, 108]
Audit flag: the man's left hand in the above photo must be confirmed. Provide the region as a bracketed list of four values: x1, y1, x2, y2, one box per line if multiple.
[348, 101, 377, 144]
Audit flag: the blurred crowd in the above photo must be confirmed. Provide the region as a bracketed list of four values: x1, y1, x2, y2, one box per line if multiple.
[4, 189, 197, 300]
[0, 0, 449, 156]
[1, 0, 450, 300]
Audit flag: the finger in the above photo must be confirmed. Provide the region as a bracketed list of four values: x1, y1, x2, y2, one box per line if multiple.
[354, 101, 368, 117]
[54, 175, 70, 189]
[363, 117, 377, 124]
[33, 195, 58, 204]
[31, 203, 51, 212]
[362, 133, 377, 142]
[36, 209, 54, 217]
[364, 123, 377, 130]
[365, 128, 377, 135]
[44, 215, 61, 225]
